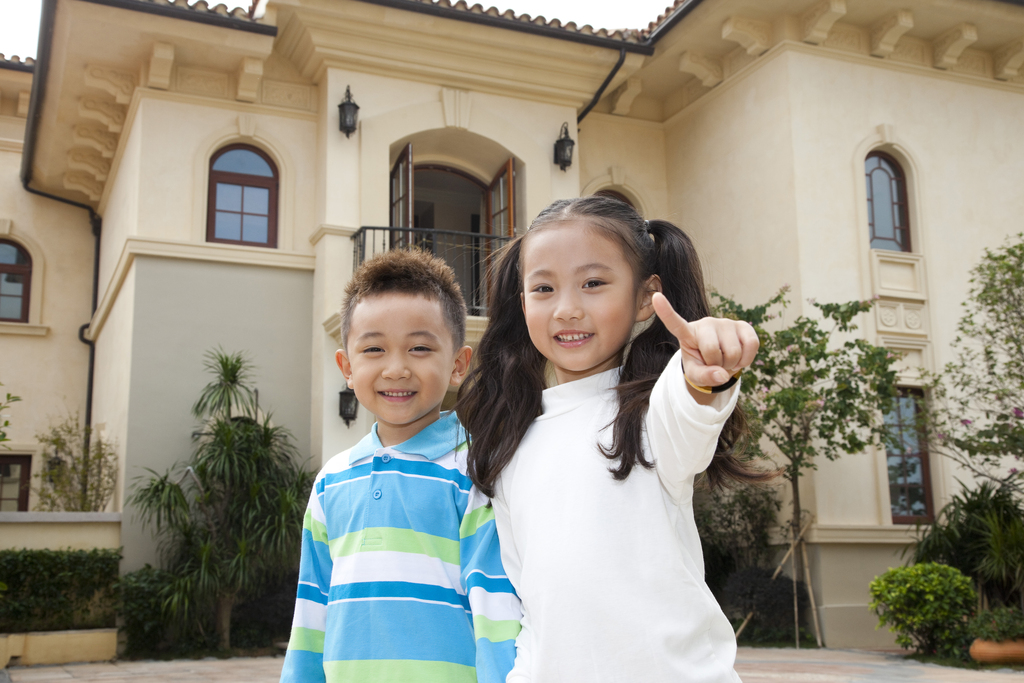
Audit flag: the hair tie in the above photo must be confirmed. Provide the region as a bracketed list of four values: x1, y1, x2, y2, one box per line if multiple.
[643, 220, 651, 233]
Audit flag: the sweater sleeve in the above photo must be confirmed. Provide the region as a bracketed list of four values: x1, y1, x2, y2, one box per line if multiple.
[460, 486, 523, 683]
[646, 349, 742, 500]
[280, 477, 331, 683]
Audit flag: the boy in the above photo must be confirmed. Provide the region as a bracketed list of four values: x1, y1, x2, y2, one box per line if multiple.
[280, 249, 521, 683]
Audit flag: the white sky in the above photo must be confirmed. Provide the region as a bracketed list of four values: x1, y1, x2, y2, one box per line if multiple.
[0, 0, 675, 61]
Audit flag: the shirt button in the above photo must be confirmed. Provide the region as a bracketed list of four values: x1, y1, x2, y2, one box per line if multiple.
[372, 489, 382, 500]
[381, 455, 391, 463]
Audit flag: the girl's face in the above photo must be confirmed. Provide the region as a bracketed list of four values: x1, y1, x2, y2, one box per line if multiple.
[521, 220, 658, 385]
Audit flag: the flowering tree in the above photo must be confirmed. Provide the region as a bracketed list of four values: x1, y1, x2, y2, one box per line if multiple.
[714, 288, 900, 543]
[920, 233, 1024, 494]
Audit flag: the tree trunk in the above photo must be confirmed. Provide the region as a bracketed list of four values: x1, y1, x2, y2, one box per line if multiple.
[790, 474, 803, 583]
[216, 594, 235, 650]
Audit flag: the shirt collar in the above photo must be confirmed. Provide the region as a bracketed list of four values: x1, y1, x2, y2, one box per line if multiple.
[347, 411, 466, 464]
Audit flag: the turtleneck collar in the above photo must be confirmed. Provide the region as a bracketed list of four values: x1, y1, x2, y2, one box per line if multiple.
[539, 366, 620, 420]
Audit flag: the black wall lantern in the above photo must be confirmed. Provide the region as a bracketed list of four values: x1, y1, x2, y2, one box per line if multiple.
[338, 86, 359, 138]
[554, 122, 575, 171]
[339, 388, 359, 426]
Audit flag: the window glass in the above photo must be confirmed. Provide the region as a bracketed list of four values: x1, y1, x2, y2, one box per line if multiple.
[885, 388, 932, 522]
[0, 244, 29, 265]
[866, 152, 910, 252]
[212, 149, 274, 177]
[0, 241, 30, 323]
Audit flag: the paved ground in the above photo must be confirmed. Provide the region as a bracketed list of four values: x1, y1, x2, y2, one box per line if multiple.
[3, 647, 1023, 682]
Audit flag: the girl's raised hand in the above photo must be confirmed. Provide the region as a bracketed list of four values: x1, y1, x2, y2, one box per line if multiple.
[651, 292, 759, 398]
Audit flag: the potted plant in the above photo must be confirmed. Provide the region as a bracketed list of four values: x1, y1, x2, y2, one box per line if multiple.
[969, 607, 1024, 663]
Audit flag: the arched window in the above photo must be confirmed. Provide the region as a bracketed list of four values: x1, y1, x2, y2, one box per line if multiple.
[0, 240, 32, 323]
[865, 152, 910, 252]
[207, 144, 278, 248]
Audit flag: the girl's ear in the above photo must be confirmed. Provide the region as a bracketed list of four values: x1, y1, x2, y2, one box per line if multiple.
[636, 275, 663, 322]
[449, 345, 473, 387]
[336, 349, 354, 388]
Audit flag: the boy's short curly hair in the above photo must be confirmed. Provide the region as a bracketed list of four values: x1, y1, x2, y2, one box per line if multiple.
[341, 248, 467, 349]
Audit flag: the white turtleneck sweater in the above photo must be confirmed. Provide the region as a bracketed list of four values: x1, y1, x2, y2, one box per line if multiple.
[491, 351, 743, 683]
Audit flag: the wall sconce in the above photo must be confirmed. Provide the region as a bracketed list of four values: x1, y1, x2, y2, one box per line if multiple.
[553, 122, 575, 171]
[339, 388, 359, 426]
[338, 86, 360, 138]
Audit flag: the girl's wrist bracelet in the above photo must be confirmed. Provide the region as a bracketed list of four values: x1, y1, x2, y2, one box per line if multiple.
[684, 370, 741, 395]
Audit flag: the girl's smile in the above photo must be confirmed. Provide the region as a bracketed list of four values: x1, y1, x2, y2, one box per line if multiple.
[521, 220, 657, 385]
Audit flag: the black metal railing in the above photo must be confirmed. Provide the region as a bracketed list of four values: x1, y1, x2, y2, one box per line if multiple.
[352, 226, 511, 317]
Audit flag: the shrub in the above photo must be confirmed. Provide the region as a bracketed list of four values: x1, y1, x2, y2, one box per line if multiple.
[0, 548, 120, 632]
[119, 565, 174, 655]
[34, 414, 118, 512]
[969, 606, 1024, 643]
[722, 567, 809, 643]
[869, 562, 975, 657]
[229, 572, 298, 649]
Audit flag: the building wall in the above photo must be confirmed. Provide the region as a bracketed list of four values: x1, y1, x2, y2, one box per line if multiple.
[118, 256, 312, 571]
[0, 111, 93, 511]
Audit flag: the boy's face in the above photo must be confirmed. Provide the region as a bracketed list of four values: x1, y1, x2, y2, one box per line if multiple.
[337, 293, 471, 447]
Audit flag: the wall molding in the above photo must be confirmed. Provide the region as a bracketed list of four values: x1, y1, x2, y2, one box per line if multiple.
[87, 237, 315, 341]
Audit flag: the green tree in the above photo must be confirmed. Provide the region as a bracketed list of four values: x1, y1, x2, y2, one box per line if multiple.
[714, 287, 900, 547]
[0, 382, 20, 448]
[919, 233, 1024, 494]
[33, 415, 118, 512]
[129, 350, 314, 650]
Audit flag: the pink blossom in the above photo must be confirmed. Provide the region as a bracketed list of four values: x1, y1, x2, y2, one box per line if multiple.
[755, 360, 764, 366]
[1011, 468, 1019, 476]
[1014, 407, 1024, 419]
[938, 432, 947, 441]
[961, 419, 973, 426]
[807, 298, 816, 305]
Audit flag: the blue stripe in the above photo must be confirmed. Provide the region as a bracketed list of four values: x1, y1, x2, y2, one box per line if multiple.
[297, 581, 329, 605]
[459, 519, 508, 577]
[330, 581, 470, 611]
[464, 573, 515, 595]
[474, 639, 519, 683]
[321, 462, 373, 488]
[323, 599, 476, 666]
[297, 529, 333, 596]
[280, 647, 325, 683]
[325, 475, 469, 538]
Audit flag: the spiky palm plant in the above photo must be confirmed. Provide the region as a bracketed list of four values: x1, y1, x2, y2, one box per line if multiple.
[130, 349, 314, 649]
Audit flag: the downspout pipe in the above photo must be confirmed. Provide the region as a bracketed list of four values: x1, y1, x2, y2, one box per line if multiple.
[20, 0, 102, 441]
[577, 47, 626, 125]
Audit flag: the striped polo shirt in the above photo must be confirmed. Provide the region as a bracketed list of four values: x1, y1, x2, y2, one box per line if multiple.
[280, 411, 521, 683]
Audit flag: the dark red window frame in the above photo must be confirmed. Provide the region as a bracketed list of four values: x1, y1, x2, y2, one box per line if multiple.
[0, 455, 32, 511]
[0, 239, 32, 324]
[886, 388, 934, 524]
[866, 151, 911, 253]
[206, 144, 279, 248]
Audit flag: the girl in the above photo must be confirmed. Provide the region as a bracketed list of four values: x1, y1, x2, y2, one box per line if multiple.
[457, 196, 769, 682]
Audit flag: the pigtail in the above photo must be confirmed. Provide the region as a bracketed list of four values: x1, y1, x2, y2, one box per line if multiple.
[608, 218, 773, 488]
[456, 236, 546, 498]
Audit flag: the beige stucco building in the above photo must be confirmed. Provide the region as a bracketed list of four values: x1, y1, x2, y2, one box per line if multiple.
[3, 0, 1024, 649]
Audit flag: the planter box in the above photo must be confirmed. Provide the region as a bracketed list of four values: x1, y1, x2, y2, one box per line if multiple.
[970, 637, 1024, 664]
[0, 628, 118, 667]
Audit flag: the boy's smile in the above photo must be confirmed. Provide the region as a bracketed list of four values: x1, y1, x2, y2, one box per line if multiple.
[337, 292, 471, 447]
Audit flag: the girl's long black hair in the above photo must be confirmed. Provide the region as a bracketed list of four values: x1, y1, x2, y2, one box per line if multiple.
[457, 195, 771, 498]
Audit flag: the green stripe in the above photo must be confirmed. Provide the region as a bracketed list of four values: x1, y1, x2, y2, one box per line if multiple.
[459, 504, 495, 539]
[305, 509, 329, 545]
[329, 527, 460, 565]
[454, 440, 469, 454]
[473, 615, 522, 643]
[288, 626, 325, 653]
[323, 659, 476, 683]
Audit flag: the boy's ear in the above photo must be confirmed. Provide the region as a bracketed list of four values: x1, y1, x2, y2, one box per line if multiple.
[449, 345, 473, 387]
[636, 275, 663, 323]
[336, 349, 354, 387]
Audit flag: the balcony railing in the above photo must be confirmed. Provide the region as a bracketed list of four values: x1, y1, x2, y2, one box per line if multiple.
[352, 226, 511, 317]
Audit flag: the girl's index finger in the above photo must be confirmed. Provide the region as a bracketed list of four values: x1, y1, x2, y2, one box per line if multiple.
[652, 293, 697, 347]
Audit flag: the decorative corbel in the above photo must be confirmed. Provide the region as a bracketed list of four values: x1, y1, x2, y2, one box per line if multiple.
[612, 77, 643, 115]
[801, 0, 846, 45]
[78, 97, 126, 133]
[722, 16, 772, 56]
[932, 23, 977, 70]
[84, 65, 137, 104]
[17, 91, 29, 117]
[441, 88, 472, 129]
[0, 219, 11, 235]
[147, 42, 175, 90]
[870, 11, 914, 58]
[67, 149, 111, 182]
[236, 57, 263, 103]
[237, 114, 257, 138]
[678, 53, 722, 87]
[63, 172, 104, 202]
[994, 39, 1024, 81]
[73, 125, 118, 159]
